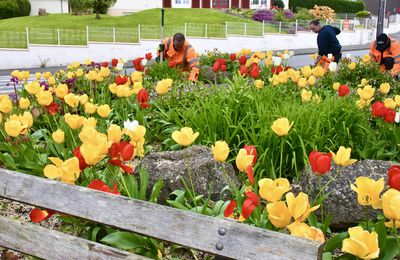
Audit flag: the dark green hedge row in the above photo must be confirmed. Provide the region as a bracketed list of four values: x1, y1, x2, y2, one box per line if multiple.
[289, 0, 365, 13]
[0, 0, 31, 19]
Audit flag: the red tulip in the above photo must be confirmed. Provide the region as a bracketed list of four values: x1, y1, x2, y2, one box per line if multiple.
[45, 102, 59, 115]
[271, 66, 283, 75]
[216, 58, 226, 66]
[133, 57, 144, 71]
[101, 61, 109, 68]
[115, 75, 128, 85]
[239, 66, 248, 76]
[246, 165, 254, 185]
[388, 165, 400, 191]
[73, 147, 88, 171]
[230, 53, 237, 61]
[111, 58, 118, 67]
[372, 101, 387, 118]
[220, 65, 227, 72]
[338, 85, 350, 97]
[384, 108, 396, 123]
[309, 151, 332, 175]
[168, 60, 176, 68]
[88, 179, 120, 195]
[244, 144, 257, 166]
[224, 199, 236, 217]
[145, 53, 152, 60]
[241, 191, 259, 219]
[109, 142, 135, 174]
[137, 89, 150, 109]
[250, 65, 260, 79]
[239, 55, 247, 65]
[212, 61, 221, 72]
[29, 208, 55, 223]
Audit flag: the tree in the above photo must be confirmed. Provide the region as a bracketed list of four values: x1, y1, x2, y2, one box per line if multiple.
[93, 0, 116, 19]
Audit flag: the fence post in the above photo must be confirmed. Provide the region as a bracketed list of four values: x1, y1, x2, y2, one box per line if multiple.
[25, 27, 29, 46]
[113, 27, 116, 43]
[262, 20, 265, 35]
[295, 20, 298, 34]
[279, 21, 282, 34]
[184, 22, 187, 37]
[138, 24, 141, 43]
[244, 22, 247, 36]
[340, 19, 343, 31]
[205, 24, 207, 38]
[365, 18, 368, 29]
[86, 26, 89, 44]
[57, 29, 60, 45]
[225, 22, 228, 38]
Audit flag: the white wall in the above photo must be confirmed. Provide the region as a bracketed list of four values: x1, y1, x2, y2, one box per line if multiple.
[107, 0, 162, 16]
[29, 0, 69, 16]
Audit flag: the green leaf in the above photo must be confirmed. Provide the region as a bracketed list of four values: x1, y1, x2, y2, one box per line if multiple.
[150, 178, 164, 203]
[139, 168, 149, 200]
[101, 231, 142, 250]
[380, 237, 400, 260]
[308, 212, 318, 228]
[376, 218, 387, 252]
[324, 231, 348, 252]
[0, 153, 16, 169]
[322, 252, 332, 260]
[91, 226, 102, 242]
[166, 200, 190, 211]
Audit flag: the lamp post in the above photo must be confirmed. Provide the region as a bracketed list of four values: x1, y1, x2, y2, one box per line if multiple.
[377, 0, 386, 36]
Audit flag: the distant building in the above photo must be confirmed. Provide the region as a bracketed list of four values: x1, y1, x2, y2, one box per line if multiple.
[29, 0, 69, 16]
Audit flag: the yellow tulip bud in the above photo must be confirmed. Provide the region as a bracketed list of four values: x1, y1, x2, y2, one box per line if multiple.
[126, 125, 146, 143]
[131, 71, 143, 83]
[384, 98, 397, 109]
[84, 102, 97, 114]
[357, 85, 375, 101]
[100, 67, 110, 77]
[52, 129, 65, 144]
[301, 66, 312, 78]
[35, 72, 42, 80]
[382, 189, 400, 221]
[75, 69, 84, 77]
[48, 76, 56, 85]
[332, 146, 357, 166]
[133, 82, 144, 94]
[18, 97, 30, 110]
[64, 113, 84, 130]
[43, 72, 52, 80]
[362, 54, 371, 63]
[235, 149, 253, 172]
[301, 89, 312, 103]
[109, 83, 118, 94]
[5, 119, 24, 137]
[36, 91, 53, 106]
[348, 62, 356, 70]
[254, 80, 264, 89]
[79, 94, 88, 105]
[271, 117, 293, 137]
[395, 95, 400, 107]
[0, 94, 13, 113]
[259, 178, 291, 202]
[312, 66, 325, 78]
[307, 76, 316, 86]
[108, 124, 122, 143]
[24, 81, 41, 95]
[342, 227, 379, 259]
[211, 141, 229, 162]
[64, 93, 80, 108]
[97, 104, 111, 118]
[171, 127, 198, 147]
[297, 78, 308, 88]
[82, 117, 97, 128]
[380, 83, 390, 95]
[332, 82, 340, 91]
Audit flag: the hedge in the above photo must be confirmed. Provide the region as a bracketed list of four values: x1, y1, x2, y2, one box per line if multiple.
[17, 0, 31, 17]
[290, 0, 365, 14]
[0, 0, 30, 19]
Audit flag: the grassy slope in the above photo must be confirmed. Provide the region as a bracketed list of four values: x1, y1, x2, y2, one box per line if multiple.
[0, 8, 255, 31]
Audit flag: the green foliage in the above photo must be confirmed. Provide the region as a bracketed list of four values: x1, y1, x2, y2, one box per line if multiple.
[290, 0, 365, 13]
[146, 61, 186, 83]
[70, 0, 94, 15]
[93, 0, 117, 16]
[0, 0, 19, 19]
[16, 0, 31, 17]
[273, 0, 285, 9]
[356, 10, 371, 18]
[294, 8, 314, 21]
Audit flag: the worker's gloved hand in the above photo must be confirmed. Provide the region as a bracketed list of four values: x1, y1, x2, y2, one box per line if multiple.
[383, 57, 395, 70]
[157, 44, 165, 52]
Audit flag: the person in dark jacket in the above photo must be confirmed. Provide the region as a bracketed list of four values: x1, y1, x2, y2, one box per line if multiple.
[309, 19, 342, 64]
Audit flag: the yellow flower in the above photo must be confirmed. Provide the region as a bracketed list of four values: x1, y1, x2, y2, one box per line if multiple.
[307, 76, 316, 86]
[135, 137, 146, 158]
[131, 71, 143, 83]
[362, 54, 371, 63]
[82, 117, 97, 128]
[5, 119, 24, 137]
[312, 94, 321, 103]
[348, 62, 356, 70]
[357, 85, 375, 101]
[382, 189, 400, 221]
[359, 78, 369, 87]
[287, 222, 325, 243]
[171, 127, 199, 147]
[332, 146, 357, 166]
[384, 98, 397, 109]
[108, 124, 122, 143]
[52, 129, 65, 144]
[35, 72, 42, 80]
[75, 69, 84, 77]
[18, 98, 30, 110]
[79, 127, 109, 165]
[97, 104, 111, 118]
[342, 227, 379, 260]
[379, 83, 390, 95]
[133, 82, 144, 94]
[43, 71, 52, 80]
[64, 93, 80, 108]
[312, 66, 325, 78]
[290, 71, 301, 83]
[84, 102, 97, 114]
[266, 201, 292, 228]
[395, 95, 400, 107]
[356, 98, 372, 109]
[18, 111, 33, 128]
[116, 85, 132, 98]
[286, 192, 320, 222]
[79, 94, 88, 105]
[66, 71, 75, 79]
[350, 177, 384, 209]
[297, 78, 308, 88]
[271, 117, 293, 137]
[301, 66, 312, 78]
[0, 95, 13, 113]
[36, 91, 53, 106]
[48, 76, 56, 85]
[25, 81, 41, 95]
[100, 67, 110, 77]
[96, 74, 104, 82]
[109, 83, 118, 94]
[310, 53, 318, 60]
[211, 141, 229, 162]
[332, 82, 340, 91]
[85, 70, 97, 81]
[254, 80, 264, 89]
[235, 148, 254, 172]
[259, 178, 291, 202]
[43, 157, 81, 184]
[64, 113, 84, 130]
[126, 125, 146, 143]
[301, 89, 312, 103]
[156, 81, 170, 95]
[55, 84, 69, 99]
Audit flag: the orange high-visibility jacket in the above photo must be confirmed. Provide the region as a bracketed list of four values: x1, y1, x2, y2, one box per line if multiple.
[160, 37, 200, 81]
[369, 36, 400, 77]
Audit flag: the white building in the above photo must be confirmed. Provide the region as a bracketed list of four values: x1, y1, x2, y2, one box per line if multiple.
[29, 0, 69, 16]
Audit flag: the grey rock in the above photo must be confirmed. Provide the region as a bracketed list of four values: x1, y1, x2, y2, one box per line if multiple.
[200, 66, 232, 84]
[295, 160, 397, 228]
[141, 145, 237, 202]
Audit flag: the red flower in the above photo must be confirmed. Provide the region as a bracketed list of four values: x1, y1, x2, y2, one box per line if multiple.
[308, 151, 332, 175]
[133, 57, 144, 71]
[241, 191, 259, 219]
[112, 58, 118, 67]
[216, 58, 226, 66]
[145, 53, 152, 60]
[224, 199, 236, 217]
[212, 61, 221, 72]
[73, 147, 88, 171]
[271, 66, 283, 75]
[88, 179, 120, 195]
[388, 165, 400, 191]
[137, 89, 150, 109]
[220, 65, 227, 72]
[115, 75, 128, 85]
[384, 108, 396, 123]
[239, 55, 247, 65]
[250, 65, 260, 79]
[101, 61, 109, 68]
[169, 60, 176, 68]
[372, 101, 387, 118]
[338, 85, 350, 97]
[239, 66, 248, 76]
[45, 102, 59, 115]
[230, 53, 237, 61]
[244, 144, 257, 166]
[29, 208, 55, 223]
[109, 142, 135, 174]
[284, 66, 292, 71]
[246, 165, 254, 185]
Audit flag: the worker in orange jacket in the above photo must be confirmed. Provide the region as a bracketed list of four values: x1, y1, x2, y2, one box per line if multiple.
[157, 33, 200, 81]
[369, 33, 400, 77]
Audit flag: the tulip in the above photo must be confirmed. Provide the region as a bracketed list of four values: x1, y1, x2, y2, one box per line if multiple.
[97, 104, 111, 118]
[211, 141, 229, 162]
[239, 66, 248, 76]
[259, 178, 291, 202]
[342, 227, 379, 260]
[301, 66, 312, 78]
[55, 84, 69, 99]
[64, 113, 84, 130]
[44, 157, 81, 184]
[109, 142, 135, 174]
[371, 101, 387, 118]
[348, 62, 356, 70]
[19, 97, 30, 110]
[332, 82, 340, 91]
[332, 146, 357, 166]
[384, 98, 397, 110]
[126, 125, 146, 143]
[52, 129, 65, 144]
[297, 78, 308, 88]
[307, 76, 316, 85]
[271, 117, 293, 137]
[0, 95, 13, 113]
[108, 124, 122, 144]
[133, 82, 144, 95]
[224, 199, 236, 218]
[383, 108, 396, 123]
[25, 81, 41, 95]
[84, 102, 97, 114]
[267, 201, 292, 228]
[137, 89, 150, 108]
[241, 191, 259, 219]
[88, 179, 120, 195]
[357, 85, 375, 101]
[286, 192, 319, 222]
[395, 95, 400, 107]
[115, 75, 128, 85]
[135, 137, 146, 158]
[308, 151, 332, 175]
[338, 85, 350, 97]
[362, 54, 371, 63]
[131, 71, 143, 83]
[254, 79, 264, 89]
[380, 83, 390, 95]
[239, 55, 247, 65]
[79, 94, 89, 105]
[48, 76, 56, 85]
[328, 62, 337, 72]
[82, 117, 97, 128]
[230, 53, 236, 61]
[312, 66, 325, 78]
[287, 222, 325, 243]
[5, 119, 24, 137]
[381, 188, 400, 221]
[64, 93, 80, 108]
[235, 149, 254, 172]
[36, 91, 53, 106]
[171, 127, 199, 147]
[388, 165, 400, 191]
[29, 208, 55, 223]
[73, 147, 88, 171]
[301, 89, 312, 103]
[350, 177, 384, 209]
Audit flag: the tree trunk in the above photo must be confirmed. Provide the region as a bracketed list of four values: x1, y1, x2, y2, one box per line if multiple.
[95, 11, 100, 19]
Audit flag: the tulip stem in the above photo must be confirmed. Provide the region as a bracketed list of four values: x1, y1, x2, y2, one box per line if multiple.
[279, 138, 284, 178]
[318, 176, 324, 224]
[314, 169, 340, 204]
[393, 220, 400, 256]
[185, 150, 197, 207]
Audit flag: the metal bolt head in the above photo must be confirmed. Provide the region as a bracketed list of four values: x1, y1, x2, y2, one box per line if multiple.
[216, 242, 224, 250]
[218, 227, 226, 236]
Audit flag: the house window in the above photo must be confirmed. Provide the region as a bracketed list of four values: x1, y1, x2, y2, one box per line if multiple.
[251, 0, 266, 4]
[175, 0, 189, 3]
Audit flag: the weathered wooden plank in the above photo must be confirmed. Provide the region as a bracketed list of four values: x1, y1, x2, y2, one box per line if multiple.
[0, 215, 149, 260]
[0, 169, 322, 260]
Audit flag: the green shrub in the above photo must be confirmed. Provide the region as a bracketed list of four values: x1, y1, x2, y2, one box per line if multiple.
[16, 0, 31, 17]
[70, 0, 94, 15]
[0, 0, 19, 19]
[356, 10, 371, 18]
[290, 0, 365, 13]
[294, 8, 314, 21]
[272, 0, 285, 9]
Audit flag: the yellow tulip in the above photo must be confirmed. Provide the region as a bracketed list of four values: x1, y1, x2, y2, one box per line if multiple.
[332, 146, 357, 166]
[211, 141, 229, 162]
[384, 98, 397, 109]
[108, 124, 122, 143]
[36, 91, 53, 106]
[271, 117, 293, 137]
[48, 76, 56, 85]
[84, 102, 97, 114]
[109, 83, 118, 94]
[52, 129, 65, 144]
[348, 62, 356, 70]
[156, 82, 169, 95]
[55, 84, 69, 99]
[75, 69, 84, 77]
[287, 222, 325, 243]
[0, 95, 13, 113]
[66, 71, 75, 79]
[395, 95, 400, 107]
[44, 157, 81, 184]
[100, 67, 110, 77]
[24, 81, 41, 95]
[116, 85, 132, 98]
[359, 78, 369, 87]
[35, 72, 42, 80]
[312, 66, 325, 78]
[97, 104, 111, 118]
[297, 78, 308, 88]
[356, 98, 372, 109]
[382, 189, 400, 221]
[290, 71, 301, 83]
[85, 70, 97, 81]
[79, 94, 88, 105]
[379, 83, 390, 95]
[18, 111, 33, 128]
[259, 178, 291, 202]
[96, 74, 104, 82]
[307, 76, 316, 86]
[43, 71, 52, 80]
[301, 89, 312, 103]
[131, 71, 143, 83]
[235, 148, 254, 172]
[64, 93, 80, 108]
[80, 140, 108, 165]
[133, 82, 144, 94]
[301, 66, 312, 78]
[134, 137, 146, 158]
[332, 82, 340, 91]
[350, 177, 384, 209]
[362, 54, 371, 63]
[126, 125, 146, 143]
[342, 227, 379, 260]
[254, 80, 264, 89]
[266, 201, 292, 228]
[286, 192, 320, 222]
[172, 127, 199, 147]
[19, 97, 30, 109]
[64, 113, 84, 130]
[82, 117, 97, 128]
[0, 113, 2, 123]
[5, 119, 24, 137]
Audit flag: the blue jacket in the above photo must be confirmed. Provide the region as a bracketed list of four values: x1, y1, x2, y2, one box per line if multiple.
[317, 25, 342, 56]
